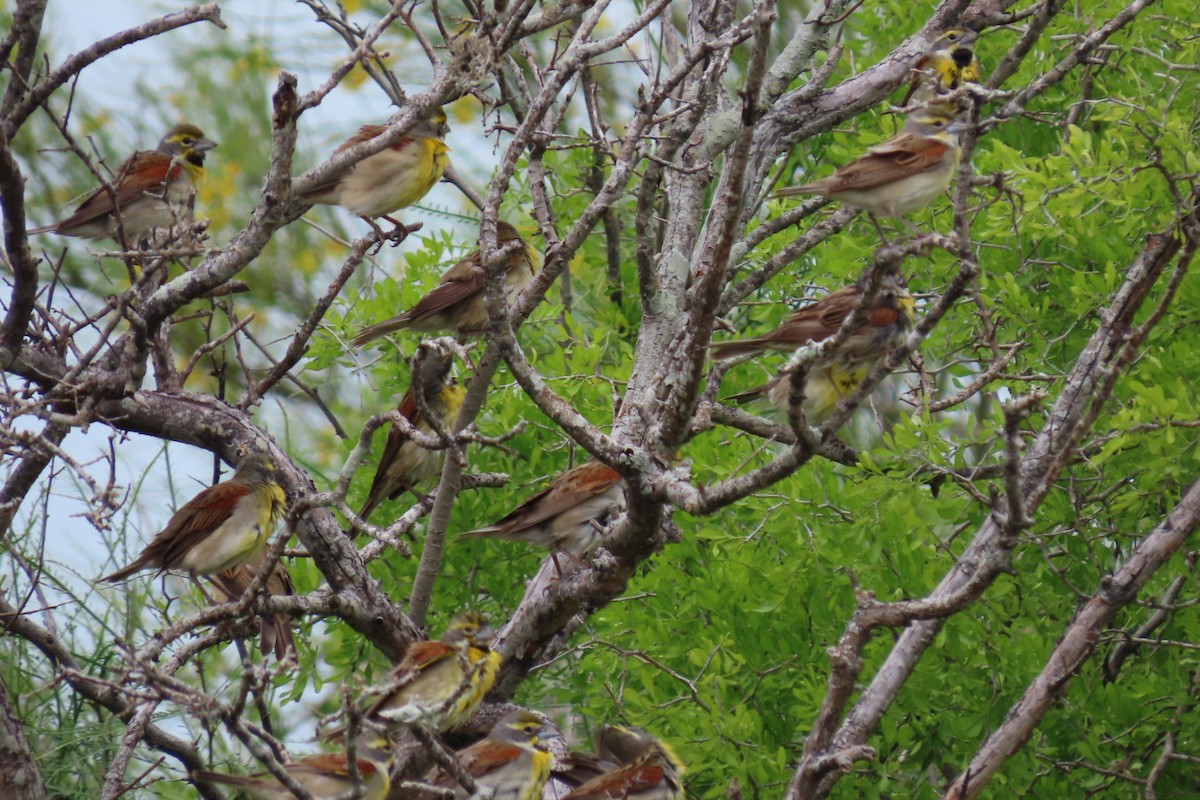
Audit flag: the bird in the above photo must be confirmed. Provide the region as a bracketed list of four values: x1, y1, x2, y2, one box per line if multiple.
[712, 272, 915, 421]
[299, 107, 450, 243]
[207, 551, 297, 661]
[193, 732, 392, 800]
[352, 220, 540, 348]
[29, 123, 216, 242]
[422, 709, 554, 800]
[770, 106, 967, 238]
[364, 610, 501, 731]
[901, 28, 982, 108]
[459, 460, 625, 563]
[100, 452, 287, 585]
[358, 340, 467, 521]
[563, 726, 685, 800]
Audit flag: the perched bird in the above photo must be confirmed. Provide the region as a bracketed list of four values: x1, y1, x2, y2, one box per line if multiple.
[712, 273, 915, 421]
[358, 340, 466, 521]
[207, 551, 297, 661]
[29, 123, 216, 242]
[564, 726, 685, 800]
[100, 452, 287, 585]
[194, 733, 392, 800]
[901, 28, 982, 108]
[771, 106, 966, 237]
[423, 709, 554, 800]
[300, 108, 450, 241]
[352, 220, 540, 348]
[364, 610, 500, 731]
[460, 460, 625, 562]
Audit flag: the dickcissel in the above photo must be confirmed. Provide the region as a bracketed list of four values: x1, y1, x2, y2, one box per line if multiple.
[712, 272, 915, 421]
[771, 106, 966, 237]
[358, 340, 467, 521]
[100, 452, 287, 585]
[365, 610, 500, 731]
[352, 220, 540, 348]
[29, 123, 216, 242]
[194, 732, 392, 800]
[901, 28, 982, 108]
[423, 710, 553, 800]
[300, 107, 450, 241]
[564, 726, 685, 800]
[460, 460, 625, 561]
[207, 551, 297, 661]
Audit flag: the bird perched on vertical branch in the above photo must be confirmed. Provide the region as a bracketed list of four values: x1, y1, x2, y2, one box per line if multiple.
[100, 452, 287, 587]
[207, 550, 297, 661]
[770, 106, 967, 239]
[299, 107, 450, 244]
[194, 729, 392, 800]
[364, 610, 501, 732]
[352, 220, 540, 348]
[563, 726, 685, 800]
[901, 28, 982, 109]
[422, 710, 555, 800]
[712, 272, 915, 421]
[358, 339, 466, 521]
[459, 460, 625, 565]
[29, 123, 216, 243]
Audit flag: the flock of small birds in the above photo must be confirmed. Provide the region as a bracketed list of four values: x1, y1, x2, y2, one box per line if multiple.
[34, 26, 984, 800]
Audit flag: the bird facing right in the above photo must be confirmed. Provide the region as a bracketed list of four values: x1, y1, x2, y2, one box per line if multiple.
[352, 220, 540, 348]
[29, 123, 216, 243]
[712, 272, 915, 421]
[459, 460, 626, 560]
[100, 451, 287, 585]
[422, 709, 554, 800]
[771, 105, 967, 235]
[901, 28, 983, 108]
[364, 610, 500, 732]
[299, 107, 451, 241]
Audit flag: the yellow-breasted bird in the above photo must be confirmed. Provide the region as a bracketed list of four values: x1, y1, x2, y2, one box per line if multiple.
[563, 726, 685, 800]
[352, 220, 540, 348]
[712, 272, 915, 421]
[194, 732, 392, 800]
[29, 123, 216, 242]
[421, 710, 554, 800]
[300, 108, 450, 241]
[364, 610, 500, 731]
[460, 460, 626, 562]
[901, 28, 982, 108]
[101, 452, 287, 585]
[771, 106, 967, 238]
[207, 551, 297, 661]
[359, 340, 466, 521]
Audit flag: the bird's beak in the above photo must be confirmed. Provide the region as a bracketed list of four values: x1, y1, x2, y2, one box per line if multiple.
[947, 120, 971, 135]
[196, 137, 218, 152]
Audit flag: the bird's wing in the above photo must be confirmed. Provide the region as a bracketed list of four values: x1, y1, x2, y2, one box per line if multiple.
[55, 150, 177, 228]
[399, 255, 486, 326]
[151, 481, 252, 568]
[304, 125, 418, 197]
[496, 462, 622, 533]
[823, 135, 951, 192]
